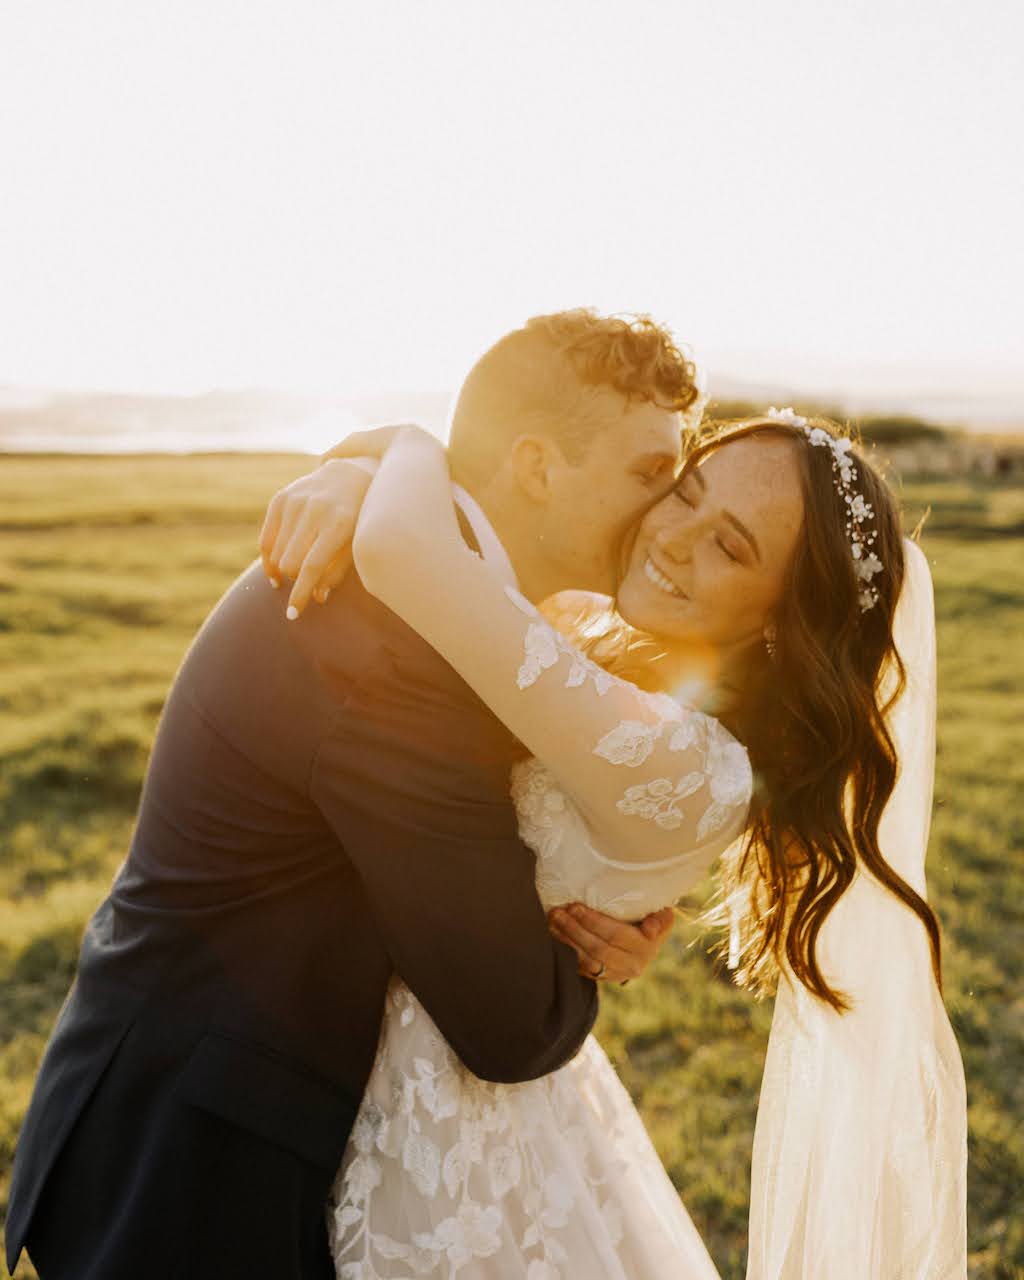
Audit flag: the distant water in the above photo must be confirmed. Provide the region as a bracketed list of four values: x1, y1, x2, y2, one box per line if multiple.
[0, 385, 1019, 454]
[0, 388, 455, 454]
[0, 403, 354, 455]
[1, 424, 328, 455]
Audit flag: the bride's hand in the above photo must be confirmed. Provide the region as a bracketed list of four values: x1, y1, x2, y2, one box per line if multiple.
[259, 458, 375, 616]
[260, 424, 440, 616]
[547, 904, 676, 985]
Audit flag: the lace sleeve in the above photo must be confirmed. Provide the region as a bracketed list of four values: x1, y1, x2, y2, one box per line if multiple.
[353, 431, 753, 865]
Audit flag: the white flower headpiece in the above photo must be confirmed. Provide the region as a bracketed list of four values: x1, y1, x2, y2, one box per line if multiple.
[765, 407, 883, 611]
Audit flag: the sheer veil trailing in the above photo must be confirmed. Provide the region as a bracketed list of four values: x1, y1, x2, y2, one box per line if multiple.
[745, 538, 968, 1278]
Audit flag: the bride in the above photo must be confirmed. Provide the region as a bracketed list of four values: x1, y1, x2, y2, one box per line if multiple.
[261, 409, 967, 1278]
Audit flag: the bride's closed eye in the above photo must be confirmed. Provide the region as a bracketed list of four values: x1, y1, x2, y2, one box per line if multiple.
[672, 488, 743, 564]
[716, 538, 740, 564]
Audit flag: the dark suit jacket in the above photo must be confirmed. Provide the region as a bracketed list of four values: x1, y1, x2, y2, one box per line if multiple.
[6, 562, 597, 1278]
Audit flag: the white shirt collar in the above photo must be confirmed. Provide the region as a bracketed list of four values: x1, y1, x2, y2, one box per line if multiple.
[346, 456, 518, 588]
[451, 483, 518, 588]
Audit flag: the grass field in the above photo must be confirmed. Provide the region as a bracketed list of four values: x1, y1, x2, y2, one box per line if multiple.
[1, 454, 1021, 1278]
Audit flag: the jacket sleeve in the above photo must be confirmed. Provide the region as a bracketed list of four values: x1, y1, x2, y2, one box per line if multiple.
[308, 621, 598, 1084]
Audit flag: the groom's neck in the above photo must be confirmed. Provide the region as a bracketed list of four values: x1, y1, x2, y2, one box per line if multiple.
[459, 478, 562, 604]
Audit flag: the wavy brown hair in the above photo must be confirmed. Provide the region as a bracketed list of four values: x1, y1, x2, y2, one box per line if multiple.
[562, 415, 943, 1011]
[703, 418, 942, 1009]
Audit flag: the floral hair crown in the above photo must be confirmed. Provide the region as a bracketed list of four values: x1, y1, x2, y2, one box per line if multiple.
[765, 407, 883, 611]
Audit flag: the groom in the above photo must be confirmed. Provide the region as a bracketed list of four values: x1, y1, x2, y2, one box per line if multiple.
[7, 310, 700, 1279]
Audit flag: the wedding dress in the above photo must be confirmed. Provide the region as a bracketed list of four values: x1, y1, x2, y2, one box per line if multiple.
[327, 594, 753, 1279]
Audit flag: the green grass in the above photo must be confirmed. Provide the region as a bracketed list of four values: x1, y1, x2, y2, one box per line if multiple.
[1, 455, 1021, 1278]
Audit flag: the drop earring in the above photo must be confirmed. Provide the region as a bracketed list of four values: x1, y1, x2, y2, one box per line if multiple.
[764, 621, 777, 659]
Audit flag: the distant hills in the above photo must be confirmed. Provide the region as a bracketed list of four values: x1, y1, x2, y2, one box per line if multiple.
[0, 387, 456, 454]
[0, 379, 1020, 454]
[707, 372, 1024, 436]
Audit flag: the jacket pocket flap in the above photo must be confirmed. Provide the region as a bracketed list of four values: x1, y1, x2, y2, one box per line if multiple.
[175, 1032, 358, 1171]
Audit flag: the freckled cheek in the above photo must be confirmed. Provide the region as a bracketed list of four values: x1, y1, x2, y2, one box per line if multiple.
[691, 562, 754, 632]
[728, 580, 777, 637]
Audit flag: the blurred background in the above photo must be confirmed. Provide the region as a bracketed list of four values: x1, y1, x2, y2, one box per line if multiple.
[1, 1, 1021, 1275]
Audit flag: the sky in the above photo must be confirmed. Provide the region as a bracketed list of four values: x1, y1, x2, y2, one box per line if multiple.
[0, 0, 1021, 404]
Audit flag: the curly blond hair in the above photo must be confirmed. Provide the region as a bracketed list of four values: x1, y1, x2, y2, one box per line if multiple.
[524, 310, 701, 415]
[448, 309, 699, 483]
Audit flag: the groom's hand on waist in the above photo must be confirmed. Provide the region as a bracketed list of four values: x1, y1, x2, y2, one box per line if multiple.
[547, 904, 676, 986]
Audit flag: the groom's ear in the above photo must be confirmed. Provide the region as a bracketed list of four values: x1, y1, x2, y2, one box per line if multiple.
[509, 435, 559, 504]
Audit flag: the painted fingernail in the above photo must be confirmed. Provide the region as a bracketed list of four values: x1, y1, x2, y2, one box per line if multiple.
[286, 606, 299, 621]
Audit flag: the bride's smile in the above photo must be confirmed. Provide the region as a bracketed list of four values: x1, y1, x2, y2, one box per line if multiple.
[617, 434, 804, 653]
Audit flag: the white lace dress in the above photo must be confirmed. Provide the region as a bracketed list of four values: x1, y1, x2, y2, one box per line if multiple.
[327, 745, 750, 1280]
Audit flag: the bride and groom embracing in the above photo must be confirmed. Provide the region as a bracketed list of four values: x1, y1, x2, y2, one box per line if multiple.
[7, 310, 967, 1278]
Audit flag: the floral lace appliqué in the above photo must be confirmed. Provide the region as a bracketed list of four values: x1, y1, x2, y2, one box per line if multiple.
[611, 715, 753, 839]
[510, 759, 646, 915]
[329, 980, 632, 1279]
[505, 586, 616, 697]
[593, 720, 661, 768]
[617, 774, 706, 831]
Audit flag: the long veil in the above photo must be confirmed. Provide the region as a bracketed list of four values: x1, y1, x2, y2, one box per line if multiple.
[745, 539, 968, 1278]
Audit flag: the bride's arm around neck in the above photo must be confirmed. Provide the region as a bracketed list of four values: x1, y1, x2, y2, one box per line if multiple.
[352, 428, 754, 871]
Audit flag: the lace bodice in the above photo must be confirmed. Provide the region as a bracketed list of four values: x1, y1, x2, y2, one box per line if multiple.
[511, 724, 750, 919]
